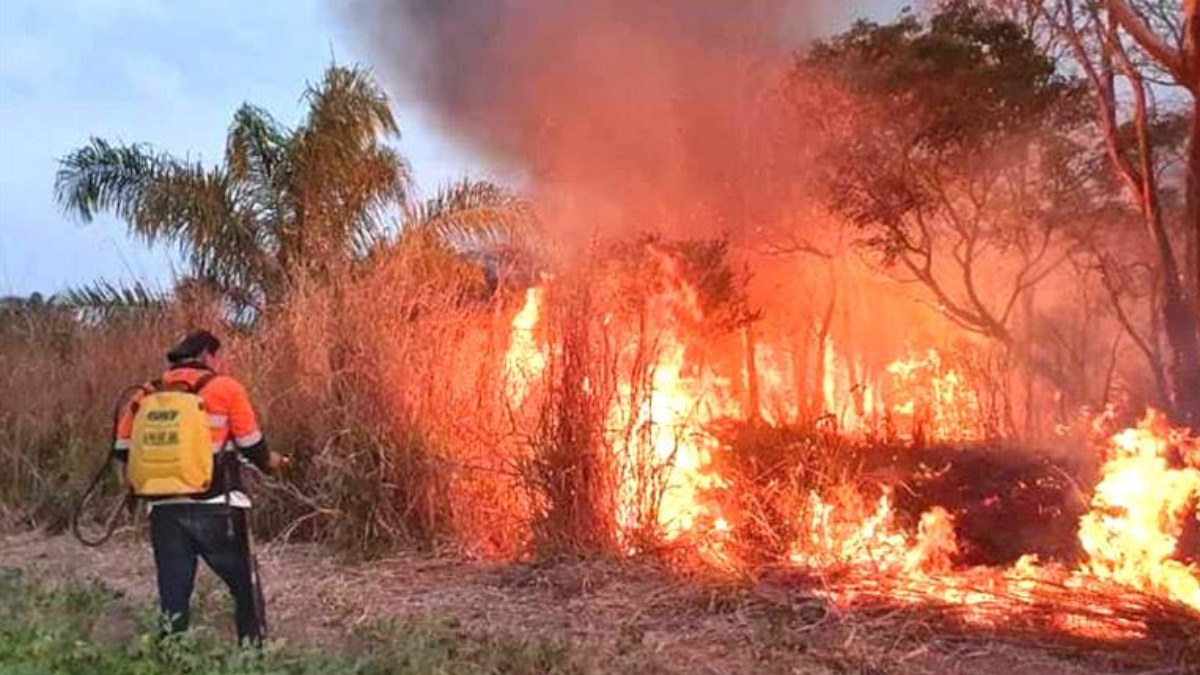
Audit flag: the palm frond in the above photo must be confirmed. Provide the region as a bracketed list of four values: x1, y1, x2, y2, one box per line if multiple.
[288, 64, 410, 261]
[398, 180, 547, 292]
[54, 138, 168, 224]
[405, 179, 542, 253]
[55, 279, 169, 324]
[345, 145, 413, 254]
[135, 163, 277, 301]
[226, 105, 292, 226]
[226, 104, 290, 183]
[301, 64, 399, 146]
[55, 63, 412, 312]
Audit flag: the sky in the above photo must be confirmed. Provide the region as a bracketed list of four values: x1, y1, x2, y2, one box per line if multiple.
[0, 0, 476, 297]
[0, 0, 904, 298]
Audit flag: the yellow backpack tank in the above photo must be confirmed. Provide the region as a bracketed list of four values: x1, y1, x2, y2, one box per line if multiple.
[126, 375, 217, 497]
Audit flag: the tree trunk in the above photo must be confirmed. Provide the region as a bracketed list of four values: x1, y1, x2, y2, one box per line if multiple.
[814, 286, 837, 416]
[1188, 2, 1200, 322]
[741, 324, 761, 423]
[1022, 287, 1036, 440]
[1039, 0, 1200, 424]
[1190, 96, 1200, 332]
[1143, 139, 1200, 426]
[1162, 272, 1200, 426]
[1182, 3, 1200, 426]
[794, 323, 812, 421]
[1105, 17, 1200, 427]
[1145, 91, 1200, 427]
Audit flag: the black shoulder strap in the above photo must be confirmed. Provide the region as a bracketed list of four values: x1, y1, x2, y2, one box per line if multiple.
[191, 372, 218, 395]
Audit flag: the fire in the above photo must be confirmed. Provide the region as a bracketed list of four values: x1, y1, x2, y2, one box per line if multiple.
[1078, 409, 1200, 610]
[884, 349, 982, 442]
[611, 338, 728, 539]
[783, 408, 1199, 636]
[503, 286, 547, 405]
[502, 265, 740, 561]
[500, 266, 1200, 638]
[820, 337, 879, 433]
[789, 489, 957, 575]
[757, 343, 986, 440]
[607, 263, 739, 560]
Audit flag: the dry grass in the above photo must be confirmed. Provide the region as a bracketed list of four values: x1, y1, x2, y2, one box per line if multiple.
[0, 259, 539, 556]
[4, 530, 1186, 675]
[5, 239, 1197, 674]
[0, 310, 179, 532]
[761, 565, 1200, 671]
[1, 240, 744, 561]
[522, 280, 622, 555]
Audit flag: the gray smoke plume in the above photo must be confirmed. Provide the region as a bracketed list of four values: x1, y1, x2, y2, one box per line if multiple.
[346, 1, 864, 243]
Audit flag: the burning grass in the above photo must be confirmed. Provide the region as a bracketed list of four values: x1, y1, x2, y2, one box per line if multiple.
[710, 413, 1200, 654]
[3, 235, 1198, 667]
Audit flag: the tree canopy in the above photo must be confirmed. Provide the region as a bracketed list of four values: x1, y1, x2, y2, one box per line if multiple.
[55, 65, 407, 313]
[54, 64, 545, 320]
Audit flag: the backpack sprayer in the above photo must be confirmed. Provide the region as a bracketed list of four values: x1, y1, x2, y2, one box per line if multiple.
[70, 379, 271, 640]
[71, 376, 219, 545]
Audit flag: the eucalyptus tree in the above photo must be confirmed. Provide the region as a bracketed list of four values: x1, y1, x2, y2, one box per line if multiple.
[794, 2, 1095, 405]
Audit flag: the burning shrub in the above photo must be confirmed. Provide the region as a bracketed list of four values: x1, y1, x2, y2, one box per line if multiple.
[707, 422, 863, 566]
[522, 280, 621, 555]
[242, 257, 537, 557]
[5, 227, 1199, 653]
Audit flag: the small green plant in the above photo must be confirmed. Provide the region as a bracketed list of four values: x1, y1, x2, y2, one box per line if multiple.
[0, 570, 636, 674]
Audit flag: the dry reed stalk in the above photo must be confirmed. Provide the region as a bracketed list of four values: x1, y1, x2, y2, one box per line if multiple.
[0, 308, 177, 530]
[523, 275, 621, 555]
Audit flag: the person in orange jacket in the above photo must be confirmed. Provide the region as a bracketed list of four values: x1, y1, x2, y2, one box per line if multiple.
[112, 330, 286, 644]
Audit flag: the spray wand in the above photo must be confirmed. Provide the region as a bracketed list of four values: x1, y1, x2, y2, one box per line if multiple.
[71, 385, 145, 547]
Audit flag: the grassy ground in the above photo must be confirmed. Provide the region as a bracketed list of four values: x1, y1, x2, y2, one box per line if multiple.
[0, 566, 637, 675]
[3, 530, 1172, 675]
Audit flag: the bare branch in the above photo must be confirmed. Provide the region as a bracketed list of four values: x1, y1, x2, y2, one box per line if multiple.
[1092, 249, 1172, 403]
[1055, 1, 1146, 201]
[760, 234, 832, 259]
[1103, 0, 1193, 87]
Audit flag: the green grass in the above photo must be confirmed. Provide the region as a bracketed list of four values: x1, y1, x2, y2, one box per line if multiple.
[0, 568, 622, 675]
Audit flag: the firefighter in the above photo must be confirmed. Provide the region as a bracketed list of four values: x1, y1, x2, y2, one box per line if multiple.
[112, 330, 286, 644]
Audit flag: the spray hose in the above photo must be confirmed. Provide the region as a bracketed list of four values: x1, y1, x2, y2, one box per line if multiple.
[70, 385, 144, 547]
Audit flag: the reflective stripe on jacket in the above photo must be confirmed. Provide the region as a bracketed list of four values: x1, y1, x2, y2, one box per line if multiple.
[113, 363, 267, 503]
[114, 365, 262, 453]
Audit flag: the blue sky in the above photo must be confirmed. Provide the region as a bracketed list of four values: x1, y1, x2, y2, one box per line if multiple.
[0, 0, 476, 297]
[0, 0, 903, 298]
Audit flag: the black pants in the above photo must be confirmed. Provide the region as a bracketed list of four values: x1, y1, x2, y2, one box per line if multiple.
[149, 503, 263, 643]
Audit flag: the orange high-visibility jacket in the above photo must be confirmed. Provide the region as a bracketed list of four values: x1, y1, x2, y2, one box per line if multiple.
[113, 364, 268, 505]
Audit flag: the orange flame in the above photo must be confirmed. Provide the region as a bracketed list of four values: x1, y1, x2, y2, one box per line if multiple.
[605, 253, 742, 565]
[789, 490, 957, 575]
[884, 349, 982, 442]
[504, 286, 548, 405]
[1079, 409, 1200, 610]
[785, 409, 1199, 631]
[501, 274, 1200, 629]
[609, 332, 738, 566]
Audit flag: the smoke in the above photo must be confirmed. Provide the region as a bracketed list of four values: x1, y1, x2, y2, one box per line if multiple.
[346, 1, 851, 243]
[343, 1, 993, 426]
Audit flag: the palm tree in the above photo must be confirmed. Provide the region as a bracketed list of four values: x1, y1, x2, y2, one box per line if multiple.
[398, 178, 546, 292]
[55, 64, 409, 314]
